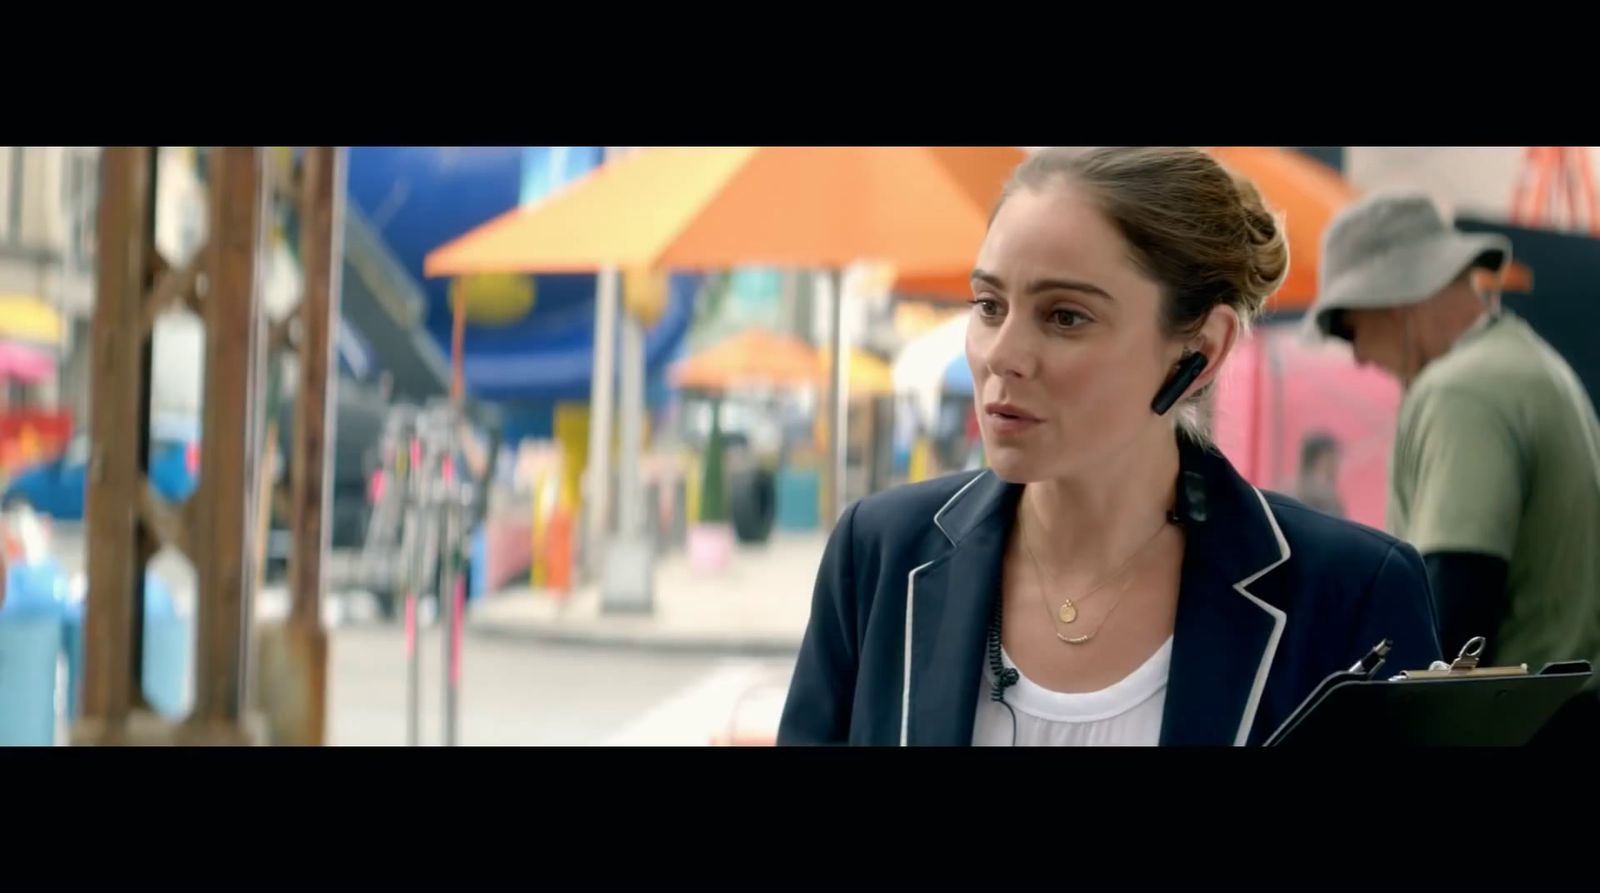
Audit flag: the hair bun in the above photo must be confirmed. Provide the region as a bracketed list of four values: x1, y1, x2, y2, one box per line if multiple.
[1228, 171, 1291, 313]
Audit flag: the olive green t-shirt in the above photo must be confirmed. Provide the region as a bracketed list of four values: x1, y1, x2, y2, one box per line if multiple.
[1388, 312, 1600, 677]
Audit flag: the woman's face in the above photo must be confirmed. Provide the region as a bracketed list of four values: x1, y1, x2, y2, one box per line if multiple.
[966, 179, 1183, 483]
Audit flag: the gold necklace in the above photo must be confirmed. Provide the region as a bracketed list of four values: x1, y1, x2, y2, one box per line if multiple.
[1019, 517, 1171, 645]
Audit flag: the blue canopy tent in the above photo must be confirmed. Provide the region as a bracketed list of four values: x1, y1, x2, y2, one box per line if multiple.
[943, 354, 974, 395]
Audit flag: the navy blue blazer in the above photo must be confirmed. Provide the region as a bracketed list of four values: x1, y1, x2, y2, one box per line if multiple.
[778, 435, 1444, 746]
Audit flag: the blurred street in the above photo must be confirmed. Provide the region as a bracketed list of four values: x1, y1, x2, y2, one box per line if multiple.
[45, 521, 795, 746]
[470, 531, 825, 653]
[328, 626, 793, 746]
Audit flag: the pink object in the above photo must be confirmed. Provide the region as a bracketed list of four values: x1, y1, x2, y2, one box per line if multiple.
[486, 517, 533, 593]
[0, 343, 55, 385]
[450, 581, 465, 686]
[688, 523, 735, 574]
[1213, 323, 1402, 529]
[404, 595, 417, 657]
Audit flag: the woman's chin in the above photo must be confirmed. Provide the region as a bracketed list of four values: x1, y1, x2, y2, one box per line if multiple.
[983, 447, 1054, 484]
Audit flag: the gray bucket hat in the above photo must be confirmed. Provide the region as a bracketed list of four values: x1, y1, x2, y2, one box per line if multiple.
[1306, 191, 1511, 341]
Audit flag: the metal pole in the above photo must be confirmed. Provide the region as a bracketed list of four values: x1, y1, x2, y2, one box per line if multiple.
[617, 313, 644, 542]
[420, 413, 448, 746]
[437, 474, 457, 746]
[585, 267, 619, 580]
[425, 405, 461, 746]
[404, 432, 423, 747]
[826, 268, 848, 524]
[441, 466, 466, 746]
[583, 146, 627, 582]
[601, 305, 653, 613]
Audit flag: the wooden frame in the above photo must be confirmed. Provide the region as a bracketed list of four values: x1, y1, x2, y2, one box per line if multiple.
[75, 146, 342, 746]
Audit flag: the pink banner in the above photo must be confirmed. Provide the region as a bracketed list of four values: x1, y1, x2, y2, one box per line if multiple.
[1213, 323, 1402, 530]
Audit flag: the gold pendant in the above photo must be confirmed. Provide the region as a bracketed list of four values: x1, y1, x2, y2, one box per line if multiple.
[1058, 600, 1078, 624]
[1057, 631, 1093, 644]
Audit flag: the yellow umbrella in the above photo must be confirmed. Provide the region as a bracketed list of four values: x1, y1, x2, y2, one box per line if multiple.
[818, 347, 894, 397]
[0, 295, 64, 345]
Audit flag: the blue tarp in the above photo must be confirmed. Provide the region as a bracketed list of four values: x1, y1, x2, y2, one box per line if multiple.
[344, 147, 699, 415]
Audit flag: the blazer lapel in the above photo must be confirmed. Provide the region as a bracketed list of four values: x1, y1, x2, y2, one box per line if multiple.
[902, 472, 1020, 746]
[1159, 439, 1291, 747]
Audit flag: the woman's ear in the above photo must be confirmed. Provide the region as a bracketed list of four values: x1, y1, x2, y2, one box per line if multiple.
[1153, 304, 1243, 416]
[1189, 303, 1242, 394]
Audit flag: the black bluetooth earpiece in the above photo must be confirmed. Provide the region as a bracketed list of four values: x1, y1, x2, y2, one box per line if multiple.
[1150, 351, 1209, 416]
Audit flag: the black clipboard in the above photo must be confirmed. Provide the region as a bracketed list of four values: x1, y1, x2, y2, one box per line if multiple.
[1265, 659, 1593, 747]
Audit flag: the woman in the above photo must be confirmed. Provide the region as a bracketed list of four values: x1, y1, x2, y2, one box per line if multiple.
[778, 147, 1442, 746]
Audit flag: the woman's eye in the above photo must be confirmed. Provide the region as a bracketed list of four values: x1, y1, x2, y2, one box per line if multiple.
[1050, 308, 1089, 329]
[969, 298, 1002, 319]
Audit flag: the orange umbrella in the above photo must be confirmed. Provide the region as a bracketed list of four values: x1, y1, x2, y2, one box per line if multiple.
[670, 328, 820, 392]
[671, 330, 899, 397]
[425, 147, 1027, 277]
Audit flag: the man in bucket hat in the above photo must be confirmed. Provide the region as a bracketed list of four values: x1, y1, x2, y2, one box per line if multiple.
[1309, 191, 1600, 744]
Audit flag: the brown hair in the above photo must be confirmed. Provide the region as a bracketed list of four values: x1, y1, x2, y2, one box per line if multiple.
[995, 147, 1291, 437]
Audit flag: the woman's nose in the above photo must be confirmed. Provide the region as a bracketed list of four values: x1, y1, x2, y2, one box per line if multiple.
[982, 319, 1037, 380]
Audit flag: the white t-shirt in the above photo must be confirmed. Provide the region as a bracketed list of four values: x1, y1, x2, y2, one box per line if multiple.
[971, 637, 1172, 746]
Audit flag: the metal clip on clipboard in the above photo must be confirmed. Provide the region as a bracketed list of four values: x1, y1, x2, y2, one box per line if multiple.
[1391, 636, 1531, 680]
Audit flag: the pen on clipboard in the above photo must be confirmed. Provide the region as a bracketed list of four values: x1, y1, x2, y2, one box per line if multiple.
[1349, 639, 1392, 679]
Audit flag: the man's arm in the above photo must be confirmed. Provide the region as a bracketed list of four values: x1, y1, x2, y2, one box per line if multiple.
[1423, 551, 1510, 662]
[1401, 390, 1524, 661]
